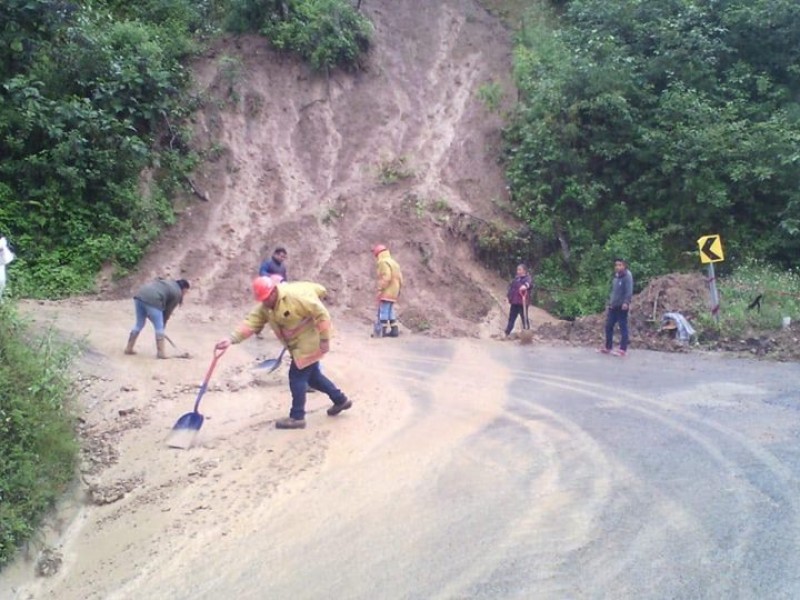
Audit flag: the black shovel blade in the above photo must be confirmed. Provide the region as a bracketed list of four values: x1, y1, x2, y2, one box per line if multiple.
[166, 411, 204, 449]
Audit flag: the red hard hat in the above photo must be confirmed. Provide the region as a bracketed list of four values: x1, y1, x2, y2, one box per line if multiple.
[372, 244, 387, 257]
[252, 276, 277, 302]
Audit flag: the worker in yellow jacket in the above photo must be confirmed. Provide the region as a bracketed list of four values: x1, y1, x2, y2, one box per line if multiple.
[372, 243, 403, 337]
[215, 277, 351, 429]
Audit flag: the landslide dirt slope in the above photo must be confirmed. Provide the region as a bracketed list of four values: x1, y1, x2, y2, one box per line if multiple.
[104, 0, 537, 337]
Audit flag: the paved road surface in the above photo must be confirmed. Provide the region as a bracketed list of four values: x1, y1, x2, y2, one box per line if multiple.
[159, 341, 800, 599]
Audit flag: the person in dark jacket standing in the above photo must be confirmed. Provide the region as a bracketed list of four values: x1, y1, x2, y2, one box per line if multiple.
[600, 258, 633, 356]
[259, 247, 288, 282]
[125, 278, 190, 358]
[505, 264, 532, 337]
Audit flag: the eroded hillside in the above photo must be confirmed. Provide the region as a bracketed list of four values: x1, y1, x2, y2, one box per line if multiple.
[109, 0, 520, 337]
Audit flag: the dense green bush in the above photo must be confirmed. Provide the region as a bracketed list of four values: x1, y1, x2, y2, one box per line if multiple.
[536, 218, 665, 317]
[504, 0, 800, 317]
[226, 0, 372, 71]
[0, 0, 195, 298]
[0, 302, 79, 568]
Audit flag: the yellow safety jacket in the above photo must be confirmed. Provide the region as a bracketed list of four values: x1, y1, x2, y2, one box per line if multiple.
[376, 249, 403, 302]
[230, 282, 331, 369]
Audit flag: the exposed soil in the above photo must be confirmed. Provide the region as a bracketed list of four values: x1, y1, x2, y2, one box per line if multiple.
[98, 0, 524, 341]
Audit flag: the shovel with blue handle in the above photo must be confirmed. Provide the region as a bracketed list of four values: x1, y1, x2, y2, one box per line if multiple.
[166, 346, 226, 449]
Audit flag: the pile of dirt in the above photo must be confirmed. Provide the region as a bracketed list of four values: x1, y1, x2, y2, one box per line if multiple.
[533, 272, 800, 361]
[534, 273, 709, 353]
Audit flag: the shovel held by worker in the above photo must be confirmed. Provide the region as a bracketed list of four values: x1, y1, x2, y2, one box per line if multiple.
[166, 346, 226, 449]
[371, 297, 383, 338]
[255, 346, 286, 373]
[164, 334, 192, 359]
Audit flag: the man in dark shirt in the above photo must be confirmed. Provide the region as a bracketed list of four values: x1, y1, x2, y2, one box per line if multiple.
[599, 258, 633, 357]
[259, 247, 288, 281]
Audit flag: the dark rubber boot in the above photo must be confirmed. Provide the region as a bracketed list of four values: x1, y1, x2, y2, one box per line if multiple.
[327, 398, 353, 416]
[275, 417, 307, 429]
[388, 325, 399, 337]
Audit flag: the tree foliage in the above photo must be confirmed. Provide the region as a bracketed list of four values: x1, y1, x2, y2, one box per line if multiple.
[0, 0, 201, 297]
[226, 0, 372, 71]
[505, 0, 800, 316]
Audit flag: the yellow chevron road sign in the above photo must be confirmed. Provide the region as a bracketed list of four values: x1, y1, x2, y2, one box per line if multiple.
[697, 234, 724, 264]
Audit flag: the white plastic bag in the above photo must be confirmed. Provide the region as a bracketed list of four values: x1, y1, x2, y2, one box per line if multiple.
[0, 237, 14, 298]
[0, 237, 14, 266]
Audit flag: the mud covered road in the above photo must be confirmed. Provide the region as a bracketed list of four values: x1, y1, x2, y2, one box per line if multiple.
[5, 307, 799, 599]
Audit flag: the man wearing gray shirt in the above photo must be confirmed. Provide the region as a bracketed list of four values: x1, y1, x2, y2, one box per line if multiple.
[600, 258, 633, 357]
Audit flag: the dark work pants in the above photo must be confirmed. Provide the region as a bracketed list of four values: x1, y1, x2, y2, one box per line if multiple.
[288, 360, 347, 419]
[605, 307, 629, 351]
[505, 304, 529, 335]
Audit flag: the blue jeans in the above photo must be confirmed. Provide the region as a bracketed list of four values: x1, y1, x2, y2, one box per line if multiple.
[605, 307, 629, 351]
[132, 298, 165, 336]
[288, 360, 347, 419]
[378, 300, 396, 321]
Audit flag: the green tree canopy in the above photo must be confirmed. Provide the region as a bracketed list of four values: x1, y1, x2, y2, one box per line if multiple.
[505, 0, 800, 315]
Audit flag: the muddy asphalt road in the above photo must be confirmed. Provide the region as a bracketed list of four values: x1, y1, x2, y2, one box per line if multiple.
[4, 332, 800, 600]
[126, 341, 800, 599]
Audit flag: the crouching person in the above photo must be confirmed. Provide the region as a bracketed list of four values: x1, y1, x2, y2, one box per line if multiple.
[215, 276, 351, 429]
[125, 278, 190, 358]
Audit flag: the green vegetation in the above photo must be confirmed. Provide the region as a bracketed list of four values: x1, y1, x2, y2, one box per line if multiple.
[377, 156, 414, 185]
[226, 0, 372, 71]
[503, 0, 800, 317]
[477, 81, 505, 113]
[0, 0, 202, 298]
[0, 302, 79, 568]
[0, 0, 374, 571]
[707, 261, 800, 335]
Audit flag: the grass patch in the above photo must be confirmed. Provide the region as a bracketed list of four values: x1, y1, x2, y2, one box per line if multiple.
[0, 302, 79, 569]
[701, 260, 800, 334]
[477, 80, 504, 113]
[377, 156, 414, 185]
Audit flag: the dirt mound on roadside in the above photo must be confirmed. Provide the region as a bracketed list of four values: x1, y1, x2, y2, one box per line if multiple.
[532, 272, 800, 361]
[534, 272, 711, 353]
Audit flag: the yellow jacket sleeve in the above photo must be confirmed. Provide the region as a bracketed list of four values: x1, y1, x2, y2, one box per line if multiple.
[230, 304, 269, 343]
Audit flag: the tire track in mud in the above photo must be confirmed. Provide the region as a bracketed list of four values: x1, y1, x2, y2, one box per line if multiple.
[507, 369, 800, 597]
[371, 344, 800, 599]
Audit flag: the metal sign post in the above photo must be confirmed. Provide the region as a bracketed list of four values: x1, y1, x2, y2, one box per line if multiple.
[697, 234, 724, 323]
[707, 261, 720, 323]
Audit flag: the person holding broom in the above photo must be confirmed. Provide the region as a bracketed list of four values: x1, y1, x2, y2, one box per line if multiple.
[215, 276, 351, 429]
[504, 263, 532, 338]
